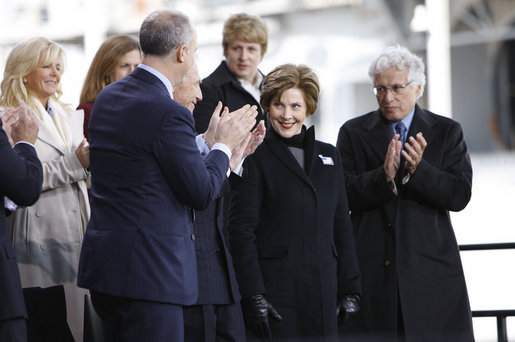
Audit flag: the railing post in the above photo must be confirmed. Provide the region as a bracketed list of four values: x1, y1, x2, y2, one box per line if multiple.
[497, 315, 508, 342]
[459, 243, 515, 341]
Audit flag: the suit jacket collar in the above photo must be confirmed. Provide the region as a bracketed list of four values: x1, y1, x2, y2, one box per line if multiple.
[130, 67, 171, 99]
[362, 104, 436, 160]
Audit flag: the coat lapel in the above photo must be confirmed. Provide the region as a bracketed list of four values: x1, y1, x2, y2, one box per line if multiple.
[36, 116, 68, 155]
[363, 110, 393, 161]
[361, 106, 437, 161]
[130, 67, 171, 99]
[265, 133, 312, 187]
[407, 104, 437, 145]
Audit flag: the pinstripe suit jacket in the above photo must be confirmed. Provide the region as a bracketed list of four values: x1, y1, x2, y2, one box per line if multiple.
[192, 176, 241, 305]
[77, 67, 230, 305]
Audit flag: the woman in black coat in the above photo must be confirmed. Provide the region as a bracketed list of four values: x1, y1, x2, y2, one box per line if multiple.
[228, 64, 361, 341]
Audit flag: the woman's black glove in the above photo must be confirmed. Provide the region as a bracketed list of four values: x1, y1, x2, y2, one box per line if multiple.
[242, 294, 283, 339]
[337, 294, 361, 324]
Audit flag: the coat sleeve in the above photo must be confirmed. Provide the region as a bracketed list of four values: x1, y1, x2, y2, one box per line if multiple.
[336, 124, 396, 212]
[0, 125, 42, 206]
[333, 151, 362, 298]
[403, 121, 472, 212]
[40, 151, 88, 192]
[227, 156, 266, 298]
[153, 105, 229, 210]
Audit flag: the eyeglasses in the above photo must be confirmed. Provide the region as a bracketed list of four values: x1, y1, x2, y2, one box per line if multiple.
[372, 81, 413, 96]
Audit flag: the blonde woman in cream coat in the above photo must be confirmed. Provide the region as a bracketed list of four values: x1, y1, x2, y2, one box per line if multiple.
[0, 37, 90, 342]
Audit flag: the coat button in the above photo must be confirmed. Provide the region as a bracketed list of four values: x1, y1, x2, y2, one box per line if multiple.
[384, 259, 391, 267]
[40, 244, 47, 250]
[36, 212, 42, 217]
[191, 234, 196, 240]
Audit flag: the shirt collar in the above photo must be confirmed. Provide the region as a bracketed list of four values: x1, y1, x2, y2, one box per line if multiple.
[391, 107, 415, 134]
[238, 72, 263, 104]
[137, 64, 174, 99]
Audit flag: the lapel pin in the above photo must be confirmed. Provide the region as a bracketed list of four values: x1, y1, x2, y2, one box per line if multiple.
[318, 154, 334, 165]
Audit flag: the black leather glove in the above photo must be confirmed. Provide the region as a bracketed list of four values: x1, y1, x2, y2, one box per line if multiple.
[242, 294, 283, 339]
[337, 294, 361, 324]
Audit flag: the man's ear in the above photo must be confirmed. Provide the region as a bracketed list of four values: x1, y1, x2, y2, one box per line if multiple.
[176, 44, 187, 63]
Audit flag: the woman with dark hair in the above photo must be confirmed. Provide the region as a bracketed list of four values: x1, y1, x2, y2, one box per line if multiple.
[228, 64, 361, 341]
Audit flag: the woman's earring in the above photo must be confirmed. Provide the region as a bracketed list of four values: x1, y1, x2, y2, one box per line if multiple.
[23, 78, 27, 83]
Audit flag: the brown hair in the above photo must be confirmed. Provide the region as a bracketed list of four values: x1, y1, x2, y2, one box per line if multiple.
[260, 64, 320, 116]
[79, 35, 140, 104]
[222, 13, 268, 58]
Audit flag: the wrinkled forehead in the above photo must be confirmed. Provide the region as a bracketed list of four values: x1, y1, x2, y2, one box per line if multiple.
[373, 66, 409, 84]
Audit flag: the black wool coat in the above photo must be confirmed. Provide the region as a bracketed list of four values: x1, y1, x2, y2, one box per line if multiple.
[336, 104, 475, 341]
[228, 127, 361, 341]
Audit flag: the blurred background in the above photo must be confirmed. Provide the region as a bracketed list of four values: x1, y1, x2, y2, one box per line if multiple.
[1, 0, 515, 340]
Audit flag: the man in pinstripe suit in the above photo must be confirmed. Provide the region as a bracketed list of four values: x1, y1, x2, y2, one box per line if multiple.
[77, 10, 256, 341]
[173, 63, 265, 341]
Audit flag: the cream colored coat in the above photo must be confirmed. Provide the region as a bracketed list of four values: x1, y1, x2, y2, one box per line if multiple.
[8, 102, 90, 342]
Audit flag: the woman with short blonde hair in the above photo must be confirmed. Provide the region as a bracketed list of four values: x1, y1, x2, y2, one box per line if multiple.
[222, 13, 268, 58]
[193, 13, 269, 134]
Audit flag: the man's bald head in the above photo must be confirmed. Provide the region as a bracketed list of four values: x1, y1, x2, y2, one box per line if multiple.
[173, 64, 202, 113]
[139, 9, 194, 58]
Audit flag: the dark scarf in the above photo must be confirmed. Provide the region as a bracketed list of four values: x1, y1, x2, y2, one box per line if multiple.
[271, 125, 315, 174]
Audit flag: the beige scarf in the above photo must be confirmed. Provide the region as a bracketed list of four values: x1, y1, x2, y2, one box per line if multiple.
[31, 97, 90, 233]
[32, 98, 74, 151]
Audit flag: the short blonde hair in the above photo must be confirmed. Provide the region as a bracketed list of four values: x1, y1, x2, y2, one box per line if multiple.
[223, 13, 268, 58]
[261, 64, 320, 117]
[0, 37, 66, 110]
[80, 35, 140, 104]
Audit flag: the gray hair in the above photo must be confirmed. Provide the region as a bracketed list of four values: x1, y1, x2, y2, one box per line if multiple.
[139, 10, 193, 58]
[368, 45, 426, 98]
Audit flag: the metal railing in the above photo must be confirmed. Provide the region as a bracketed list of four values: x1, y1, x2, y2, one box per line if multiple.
[459, 242, 515, 342]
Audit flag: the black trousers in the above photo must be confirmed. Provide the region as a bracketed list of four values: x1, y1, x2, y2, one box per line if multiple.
[91, 291, 184, 342]
[0, 317, 27, 342]
[183, 302, 245, 342]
